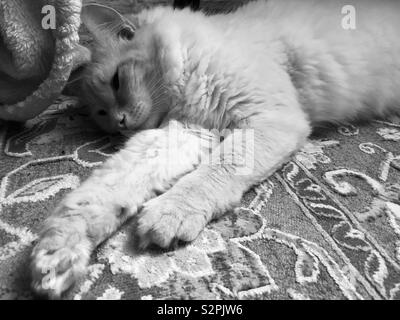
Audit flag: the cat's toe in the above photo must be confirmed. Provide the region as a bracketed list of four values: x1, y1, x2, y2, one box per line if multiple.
[137, 197, 207, 249]
[30, 234, 91, 299]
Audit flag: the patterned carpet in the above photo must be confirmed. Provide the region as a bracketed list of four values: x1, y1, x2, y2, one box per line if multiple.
[1, 0, 400, 300]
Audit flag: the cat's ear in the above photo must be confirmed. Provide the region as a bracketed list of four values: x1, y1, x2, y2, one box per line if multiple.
[81, 4, 136, 41]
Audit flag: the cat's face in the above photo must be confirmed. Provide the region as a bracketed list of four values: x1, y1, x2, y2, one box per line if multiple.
[80, 4, 164, 133]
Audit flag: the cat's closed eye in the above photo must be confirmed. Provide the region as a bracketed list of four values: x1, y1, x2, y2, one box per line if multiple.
[98, 110, 108, 116]
[111, 70, 120, 92]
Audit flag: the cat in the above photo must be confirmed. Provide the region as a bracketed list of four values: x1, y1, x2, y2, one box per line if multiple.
[30, 0, 400, 298]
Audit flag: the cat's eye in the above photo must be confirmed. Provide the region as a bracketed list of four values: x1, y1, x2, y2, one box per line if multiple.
[98, 110, 107, 116]
[118, 27, 135, 40]
[111, 70, 120, 92]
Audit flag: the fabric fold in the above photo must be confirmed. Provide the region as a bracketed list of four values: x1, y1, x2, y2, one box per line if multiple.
[0, 0, 89, 122]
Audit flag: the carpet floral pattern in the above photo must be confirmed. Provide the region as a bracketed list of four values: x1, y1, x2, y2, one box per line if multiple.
[1, 96, 400, 300]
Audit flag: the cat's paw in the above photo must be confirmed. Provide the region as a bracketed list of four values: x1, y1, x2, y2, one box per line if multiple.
[31, 231, 91, 299]
[137, 195, 208, 249]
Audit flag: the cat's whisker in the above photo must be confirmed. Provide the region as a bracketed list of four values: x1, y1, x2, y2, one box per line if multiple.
[100, 20, 125, 34]
[149, 79, 166, 90]
[151, 92, 166, 101]
[150, 97, 167, 108]
[149, 100, 167, 112]
[148, 102, 169, 115]
[151, 96, 168, 106]
[150, 90, 167, 101]
[66, 76, 85, 85]
[148, 83, 163, 93]
[96, 21, 122, 34]
[147, 109, 166, 117]
[149, 90, 167, 102]
[148, 77, 164, 91]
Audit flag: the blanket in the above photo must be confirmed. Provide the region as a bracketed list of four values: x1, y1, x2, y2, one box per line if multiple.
[0, 0, 89, 122]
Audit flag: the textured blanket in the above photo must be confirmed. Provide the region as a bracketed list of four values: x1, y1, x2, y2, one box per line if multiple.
[0, 0, 400, 300]
[0, 0, 88, 122]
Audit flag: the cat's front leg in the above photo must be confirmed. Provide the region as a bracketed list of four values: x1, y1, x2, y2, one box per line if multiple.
[31, 121, 217, 298]
[138, 109, 311, 248]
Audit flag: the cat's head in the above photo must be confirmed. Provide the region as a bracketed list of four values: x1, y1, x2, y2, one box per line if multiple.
[80, 4, 165, 133]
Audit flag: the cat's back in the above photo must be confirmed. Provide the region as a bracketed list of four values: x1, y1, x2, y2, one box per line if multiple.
[232, 0, 400, 121]
[137, 0, 400, 70]
[137, 1, 400, 122]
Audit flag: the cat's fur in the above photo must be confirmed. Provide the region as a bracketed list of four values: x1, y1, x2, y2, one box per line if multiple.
[31, 0, 400, 298]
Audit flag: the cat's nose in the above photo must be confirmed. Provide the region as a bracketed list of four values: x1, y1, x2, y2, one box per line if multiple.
[117, 113, 127, 129]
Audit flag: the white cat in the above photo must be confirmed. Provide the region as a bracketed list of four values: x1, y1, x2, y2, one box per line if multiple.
[31, 0, 400, 298]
